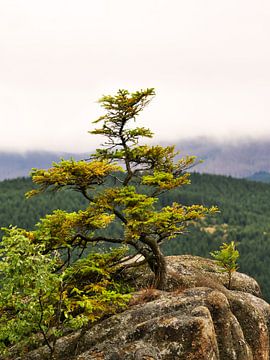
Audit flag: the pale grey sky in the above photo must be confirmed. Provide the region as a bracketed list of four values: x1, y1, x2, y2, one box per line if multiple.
[1, 0, 270, 152]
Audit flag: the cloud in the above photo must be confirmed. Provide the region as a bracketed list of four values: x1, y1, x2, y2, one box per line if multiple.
[1, 0, 270, 151]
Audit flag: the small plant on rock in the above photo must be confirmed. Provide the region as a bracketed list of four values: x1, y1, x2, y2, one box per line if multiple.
[210, 241, 239, 289]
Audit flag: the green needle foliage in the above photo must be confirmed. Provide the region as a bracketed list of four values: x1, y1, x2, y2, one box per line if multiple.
[210, 241, 239, 289]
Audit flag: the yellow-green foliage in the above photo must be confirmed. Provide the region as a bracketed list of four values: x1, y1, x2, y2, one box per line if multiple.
[34, 207, 114, 249]
[142, 171, 191, 190]
[27, 89, 217, 291]
[26, 159, 122, 197]
[210, 241, 239, 289]
[62, 249, 131, 325]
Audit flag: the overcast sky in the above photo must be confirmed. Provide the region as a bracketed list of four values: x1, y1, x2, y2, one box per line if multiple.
[1, 0, 270, 152]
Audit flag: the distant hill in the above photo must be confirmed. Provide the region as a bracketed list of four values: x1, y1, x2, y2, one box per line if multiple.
[246, 171, 270, 183]
[173, 137, 270, 178]
[1, 137, 270, 180]
[0, 151, 87, 180]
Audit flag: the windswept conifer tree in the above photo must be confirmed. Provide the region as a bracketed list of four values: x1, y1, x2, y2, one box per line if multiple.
[28, 88, 217, 289]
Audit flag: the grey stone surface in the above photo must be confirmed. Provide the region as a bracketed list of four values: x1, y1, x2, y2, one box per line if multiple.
[22, 256, 270, 360]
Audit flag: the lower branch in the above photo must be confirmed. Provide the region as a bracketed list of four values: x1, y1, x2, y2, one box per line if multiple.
[38, 293, 54, 357]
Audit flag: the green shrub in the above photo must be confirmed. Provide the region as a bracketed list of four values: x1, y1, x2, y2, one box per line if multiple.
[0, 227, 130, 358]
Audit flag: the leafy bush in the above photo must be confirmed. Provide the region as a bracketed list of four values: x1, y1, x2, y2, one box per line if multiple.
[0, 227, 130, 358]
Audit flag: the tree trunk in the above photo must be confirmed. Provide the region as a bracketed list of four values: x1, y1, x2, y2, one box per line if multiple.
[153, 253, 167, 290]
[228, 271, 232, 290]
[147, 243, 167, 290]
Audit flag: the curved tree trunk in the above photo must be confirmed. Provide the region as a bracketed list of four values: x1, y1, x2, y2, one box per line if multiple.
[147, 242, 167, 290]
[153, 253, 167, 290]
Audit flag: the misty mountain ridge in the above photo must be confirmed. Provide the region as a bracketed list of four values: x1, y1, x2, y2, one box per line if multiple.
[1, 138, 270, 180]
[246, 171, 270, 183]
[0, 151, 88, 180]
[173, 137, 270, 178]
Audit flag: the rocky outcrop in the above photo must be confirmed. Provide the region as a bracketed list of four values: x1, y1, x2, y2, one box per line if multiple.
[22, 256, 270, 360]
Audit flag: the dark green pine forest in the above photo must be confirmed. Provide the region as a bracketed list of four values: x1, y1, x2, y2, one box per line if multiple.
[1, 173, 270, 299]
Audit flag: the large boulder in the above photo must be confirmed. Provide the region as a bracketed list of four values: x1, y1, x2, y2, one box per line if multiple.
[21, 256, 270, 360]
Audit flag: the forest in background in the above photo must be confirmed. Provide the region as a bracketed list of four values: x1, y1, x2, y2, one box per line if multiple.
[0, 174, 270, 299]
